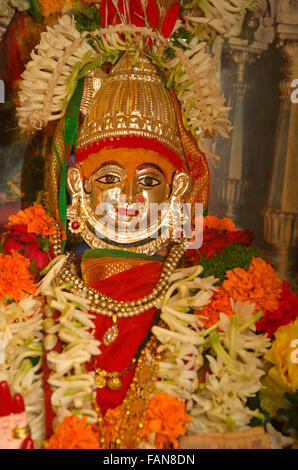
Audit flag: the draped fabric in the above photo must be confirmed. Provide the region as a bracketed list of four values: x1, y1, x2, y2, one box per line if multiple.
[44, 260, 163, 437]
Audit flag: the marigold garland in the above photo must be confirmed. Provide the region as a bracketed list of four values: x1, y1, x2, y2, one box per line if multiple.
[38, 0, 75, 17]
[222, 257, 281, 313]
[97, 393, 190, 449]
[256, 281, 298, 338]
[203, 216, 237, 232]
[0, 251, 37, 302]
[6, 205, 56, 243]
[44, 415, 100, 449]
[187, 244, 265, 284]
[141, 392, 190, 449]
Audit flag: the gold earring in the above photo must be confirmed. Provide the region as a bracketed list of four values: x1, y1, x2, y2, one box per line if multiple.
[67, 197, 85, 234]
[68, 217, 85, 234]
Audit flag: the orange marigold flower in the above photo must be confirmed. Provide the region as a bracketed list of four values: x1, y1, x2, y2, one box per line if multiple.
[44, 415, 100, 449]
[39, 0, 75, 17]
[0, 251, 37, 302]
[203, 216, 237, 232]
[142, 393, 190, 449]
[195, 287, 233, 328]
[222, 257, 281, 313]
[6, 205, 56, 242]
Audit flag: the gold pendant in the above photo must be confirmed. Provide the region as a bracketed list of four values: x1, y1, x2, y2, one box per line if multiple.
[95, 370, 108, 389]
[107, 373, 123, 391]
[103, 314, 119, 347]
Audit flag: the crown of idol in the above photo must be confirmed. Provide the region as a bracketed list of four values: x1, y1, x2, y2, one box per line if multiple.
[77, 51, 184, 159]
[17, 0, 232, 161]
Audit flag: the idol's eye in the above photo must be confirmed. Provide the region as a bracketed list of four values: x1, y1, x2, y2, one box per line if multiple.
[138, 176, 160, 187]
[96, 175, 121, 184]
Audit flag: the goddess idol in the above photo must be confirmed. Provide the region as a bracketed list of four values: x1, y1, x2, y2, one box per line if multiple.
[0, 0, 297, 450]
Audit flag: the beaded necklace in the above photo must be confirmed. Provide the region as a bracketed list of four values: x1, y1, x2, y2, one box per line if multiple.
[53, 225, 185, 345]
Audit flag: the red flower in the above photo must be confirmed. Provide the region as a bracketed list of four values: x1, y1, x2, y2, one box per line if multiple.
[2, 225, 54, 272]
[186, 227, 254, 264]
[256, 281, 298, 337]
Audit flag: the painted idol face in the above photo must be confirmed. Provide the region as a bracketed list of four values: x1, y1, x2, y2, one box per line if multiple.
[67, 147, 190, 249]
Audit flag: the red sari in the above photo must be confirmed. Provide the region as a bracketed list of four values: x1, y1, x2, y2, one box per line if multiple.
[43, 260, 163, 438]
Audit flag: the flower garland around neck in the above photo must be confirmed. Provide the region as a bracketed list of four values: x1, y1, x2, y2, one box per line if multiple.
[42, 260, 272, 449]
[1, 209, 298, 449]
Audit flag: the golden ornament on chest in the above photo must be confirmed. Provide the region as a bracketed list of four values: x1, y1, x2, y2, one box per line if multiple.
[94, 357, 136, 391]
[94, 369, 123, 391]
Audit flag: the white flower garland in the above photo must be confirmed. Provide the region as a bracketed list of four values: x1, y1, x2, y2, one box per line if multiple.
[0, 295, 45, 446]
[152, 266, 271, 436]
[17, 15, 97, 132]
[184, 0, 255, 37]
[17, 6, 232, 152]
[1, 258, 272, 447]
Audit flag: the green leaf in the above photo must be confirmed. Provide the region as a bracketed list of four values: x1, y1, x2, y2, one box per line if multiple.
[28, 0, 42, 21]
[37, 235, 51, 252]
[30, 258, 39, 275]
[246, 392, 271, 429]
[78, 55, 102, 79]
[59, 77, 85, 250]
[198, 244, 265, 285]
[30, 356, 40, 367]
[74, 6, 101, 34]
[0, 236, 5, 254]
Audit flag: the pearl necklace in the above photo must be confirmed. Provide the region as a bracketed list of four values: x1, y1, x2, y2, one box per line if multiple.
[54, 229, 185, 345]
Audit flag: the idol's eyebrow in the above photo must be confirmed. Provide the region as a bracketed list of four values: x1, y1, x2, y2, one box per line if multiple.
[137, 163, 164, 174]
[95, 161, 125, 171]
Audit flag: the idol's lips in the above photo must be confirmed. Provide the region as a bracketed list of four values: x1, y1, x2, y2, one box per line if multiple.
[116, 207, 140, 216]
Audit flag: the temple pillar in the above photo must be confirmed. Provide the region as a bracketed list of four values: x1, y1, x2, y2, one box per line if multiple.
[216, 40, 264, 223]
[215, 2, 274, 224]
[263, 39, 298, 285]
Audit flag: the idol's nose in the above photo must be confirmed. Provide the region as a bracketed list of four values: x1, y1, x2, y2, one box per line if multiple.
[120, 177, 136, 204]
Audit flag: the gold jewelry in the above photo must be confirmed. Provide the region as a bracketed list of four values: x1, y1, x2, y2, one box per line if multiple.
[68, 217, 85, 235]
[12, 424, 31, 440]
[52, 222, 64, 256]
[56, 239, 185, 345]
[93, 358, 137, 391]
[92, 333, 161, 449]
[77, 51, 184, 160]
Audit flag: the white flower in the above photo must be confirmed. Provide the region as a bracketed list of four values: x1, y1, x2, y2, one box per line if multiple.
[11, 0, 30, 11]
[266, 423, 294, 449]
[187, 298, 270, 435]
[0, 1, 14, 18]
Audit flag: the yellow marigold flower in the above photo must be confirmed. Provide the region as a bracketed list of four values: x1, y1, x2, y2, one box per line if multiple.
[0, 251, 36, 302]
[222, 257, 281, 313]
[6, 205, 56, 242]
[142, 392, 190, 449]
[264, 318, 298, 392]
[44, 415, 100, 449]
[203, 216, 237, 232]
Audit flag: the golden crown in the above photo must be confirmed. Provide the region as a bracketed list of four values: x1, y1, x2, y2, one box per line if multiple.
[76, 51, 184, 158]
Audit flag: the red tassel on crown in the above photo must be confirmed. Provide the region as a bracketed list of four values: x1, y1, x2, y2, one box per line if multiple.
[99, 0, 180, 38]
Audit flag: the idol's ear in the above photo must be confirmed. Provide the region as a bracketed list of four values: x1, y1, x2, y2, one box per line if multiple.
[67, 166, 84, 196]
[172, 172, 191, 199]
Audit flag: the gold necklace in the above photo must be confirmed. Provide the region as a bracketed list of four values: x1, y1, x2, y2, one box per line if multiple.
[92, 334, 161, 449]
[54, 232, 185, 346]
[93, 358, 137, 391]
